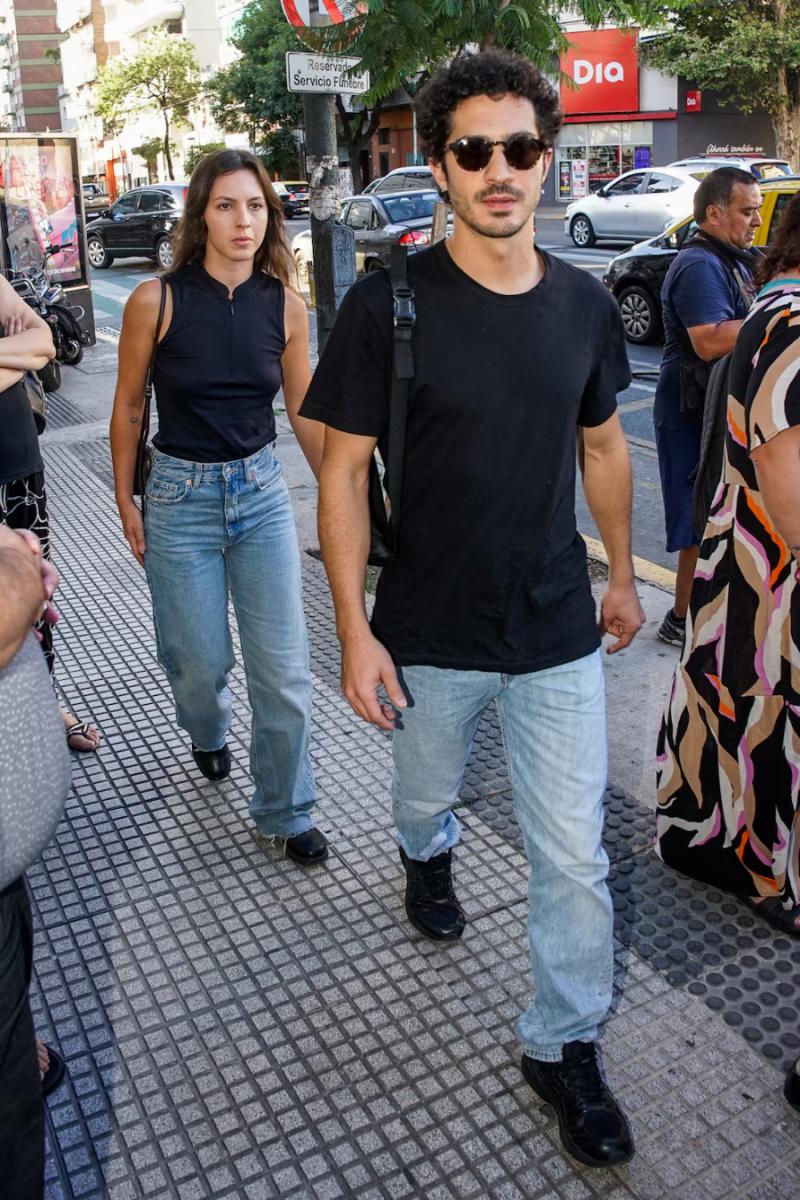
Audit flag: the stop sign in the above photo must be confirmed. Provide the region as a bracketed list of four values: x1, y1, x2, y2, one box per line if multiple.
[280, 0, 359, 25]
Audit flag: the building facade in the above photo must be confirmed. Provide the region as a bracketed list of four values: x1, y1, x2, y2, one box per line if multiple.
[56, 0, 117, 177]
[0, 0, 62, 132]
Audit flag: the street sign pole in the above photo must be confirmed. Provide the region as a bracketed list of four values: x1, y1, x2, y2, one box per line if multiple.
[303, 92, 356, 353]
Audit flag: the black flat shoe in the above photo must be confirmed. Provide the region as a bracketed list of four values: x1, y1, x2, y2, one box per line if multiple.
[284, 828, 329, 866]
[191, 743, 231, 782]
[522, 1041, 634, 1168]
[41, 1046, 67, 1098]
[785, 1061, 800, 1113]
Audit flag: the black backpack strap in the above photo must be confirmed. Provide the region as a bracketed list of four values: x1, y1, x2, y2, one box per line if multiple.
[385, 245, 414, 545]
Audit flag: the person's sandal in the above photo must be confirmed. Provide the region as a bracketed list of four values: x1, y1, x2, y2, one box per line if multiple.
[744, 896, 800, 936]
[40, 1045, 67, 1097]
[65, 721, 99, 753]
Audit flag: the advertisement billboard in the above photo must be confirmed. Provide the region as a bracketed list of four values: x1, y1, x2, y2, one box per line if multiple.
[560, 28, 639, 116]
[0, 138, 85, 284]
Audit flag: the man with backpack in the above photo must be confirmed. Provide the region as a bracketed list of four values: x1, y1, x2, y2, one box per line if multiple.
[302, 50, 644, 1167]
[654, 167, 762, 646]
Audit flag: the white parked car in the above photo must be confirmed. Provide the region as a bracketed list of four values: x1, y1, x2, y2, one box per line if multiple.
[564, 167, 703, 248]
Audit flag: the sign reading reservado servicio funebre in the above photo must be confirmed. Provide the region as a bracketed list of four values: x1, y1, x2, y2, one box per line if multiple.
[285, 51, 370, 94]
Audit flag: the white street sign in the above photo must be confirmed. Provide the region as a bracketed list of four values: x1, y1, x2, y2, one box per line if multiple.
[286, 51, 370, 94]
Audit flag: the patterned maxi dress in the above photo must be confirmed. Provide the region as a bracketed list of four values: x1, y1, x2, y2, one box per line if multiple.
[656, 281, 800, 904]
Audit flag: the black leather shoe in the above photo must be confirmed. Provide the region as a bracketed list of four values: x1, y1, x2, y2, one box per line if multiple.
[284, 828, 329, 866]
[399, 847, 466, 941]
[785, 1060, 800, 1113]
[522, 1041, 634, 1167]
[191, 743, 231, 781]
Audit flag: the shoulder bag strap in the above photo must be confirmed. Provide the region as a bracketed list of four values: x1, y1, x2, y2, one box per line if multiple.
[137, 277, 167, 462]
[386, 244, 414, 544]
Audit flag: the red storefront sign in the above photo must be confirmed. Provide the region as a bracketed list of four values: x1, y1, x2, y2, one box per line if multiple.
[560, 28, 639, 116]
[685, 90, 702, 112]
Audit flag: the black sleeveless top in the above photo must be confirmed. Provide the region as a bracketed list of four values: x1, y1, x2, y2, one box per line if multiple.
[152, 262, 286, 463]
[0, 378, 44, 486]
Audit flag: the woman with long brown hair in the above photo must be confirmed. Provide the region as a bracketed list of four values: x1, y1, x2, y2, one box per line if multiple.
[110, 149, 327, 865]
[656, 191, 800, 933]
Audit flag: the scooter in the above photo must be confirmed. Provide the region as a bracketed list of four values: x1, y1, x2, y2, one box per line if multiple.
[7, 239, 91, 391]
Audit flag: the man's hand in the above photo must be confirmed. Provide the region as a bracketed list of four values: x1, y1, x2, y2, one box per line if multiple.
[598, 580, 645, 654]
[340, 627, 407, 730]
[118, 500, 146, 566]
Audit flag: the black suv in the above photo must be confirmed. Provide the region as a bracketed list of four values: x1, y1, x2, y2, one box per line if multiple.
[86, 183, 188, 270]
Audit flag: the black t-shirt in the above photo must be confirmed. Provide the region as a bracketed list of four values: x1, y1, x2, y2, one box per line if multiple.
[301, 241, 631, 672]
[0, 379, 43, 486]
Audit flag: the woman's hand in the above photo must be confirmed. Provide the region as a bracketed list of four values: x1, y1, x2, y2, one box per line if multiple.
[118, 500, 146, 566]
[3, 314, 24, 338]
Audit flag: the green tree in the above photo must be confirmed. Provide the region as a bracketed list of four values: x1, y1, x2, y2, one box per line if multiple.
[132, 137, 163, 183]
[207, 0, 302, 149]
[97, 32, 202, 180]
[260, 128, 302, 178]
[185, 141, 226, 175]
[643, 1, 800, 164]
[212, 1, 674, 191]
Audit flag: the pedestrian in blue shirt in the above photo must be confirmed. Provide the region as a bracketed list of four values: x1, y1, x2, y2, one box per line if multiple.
[654, 167, 762, 646]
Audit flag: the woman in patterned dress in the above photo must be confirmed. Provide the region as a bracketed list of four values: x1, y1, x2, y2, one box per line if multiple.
[656, 192, 800, 935]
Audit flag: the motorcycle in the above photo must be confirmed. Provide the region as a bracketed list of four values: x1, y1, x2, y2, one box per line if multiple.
[7, 239, 91, 392]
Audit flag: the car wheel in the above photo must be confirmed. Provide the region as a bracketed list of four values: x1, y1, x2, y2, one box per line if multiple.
[37, 360, 61, 394]
[570, 215, 596, 248]
[617, 284, 662, 344]
[87, 235, 111, 269]
[155, 236, 173, 270]
[294, 250, 309, 287]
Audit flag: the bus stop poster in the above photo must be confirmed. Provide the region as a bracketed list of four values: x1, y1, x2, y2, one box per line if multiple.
[0, 139, 82, 283]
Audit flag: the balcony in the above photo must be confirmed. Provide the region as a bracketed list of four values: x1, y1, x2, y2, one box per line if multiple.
[56, 0, 92, 34]
[103, 0, 184, 42]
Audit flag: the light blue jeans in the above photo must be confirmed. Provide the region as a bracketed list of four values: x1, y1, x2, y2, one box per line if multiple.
[143, 445, 317, 837]
[393, 651, 612, 1061]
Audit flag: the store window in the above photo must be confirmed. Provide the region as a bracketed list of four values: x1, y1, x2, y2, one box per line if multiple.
[555, 122, 653, 201]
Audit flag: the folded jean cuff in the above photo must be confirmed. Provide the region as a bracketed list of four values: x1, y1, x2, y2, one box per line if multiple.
[522, 1045, 564, 1063]
[254, 817, 314, 838]
[395, 818, 460, 862]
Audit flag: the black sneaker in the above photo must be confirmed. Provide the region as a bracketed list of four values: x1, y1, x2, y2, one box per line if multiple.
[785, 1059, 800, 1113]
[191, 742, 231, 781]
[522, 1041, 634, 1167]
[399, 847, 466, 941]
[656, 608, 686, 648]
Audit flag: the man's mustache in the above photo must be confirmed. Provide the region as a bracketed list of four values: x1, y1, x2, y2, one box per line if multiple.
[474, 185, 526, 202]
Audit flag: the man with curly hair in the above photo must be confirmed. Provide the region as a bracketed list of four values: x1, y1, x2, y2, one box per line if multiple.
[302, 49, 642, 1167]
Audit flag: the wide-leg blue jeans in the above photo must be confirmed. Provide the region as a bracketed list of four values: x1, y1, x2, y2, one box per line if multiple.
[143, 445, 317, 837]
[392, 651, 613, 1061]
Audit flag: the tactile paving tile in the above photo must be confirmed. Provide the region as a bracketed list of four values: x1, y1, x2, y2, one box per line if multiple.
[43, 391, 88, 431]
[28, 438, 800, 1200]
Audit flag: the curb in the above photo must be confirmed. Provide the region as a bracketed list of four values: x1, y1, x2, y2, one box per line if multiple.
[583, 534, 676, 591]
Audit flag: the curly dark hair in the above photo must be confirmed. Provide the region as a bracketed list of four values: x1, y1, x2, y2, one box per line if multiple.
[756, 191, 800, 286]
[169, 149, 292, 285]
[414, 50, 562, 162]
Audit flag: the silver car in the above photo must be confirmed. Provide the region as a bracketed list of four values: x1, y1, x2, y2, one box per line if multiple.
[564, 167, 702, 248]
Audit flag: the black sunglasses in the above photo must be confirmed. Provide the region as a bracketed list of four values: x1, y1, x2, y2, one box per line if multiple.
[445, 133, 549, 172]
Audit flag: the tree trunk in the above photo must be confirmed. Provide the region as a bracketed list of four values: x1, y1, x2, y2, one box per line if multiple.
[771, 62, 800, 165]
[335, 96, 384, 192]
[163, 109, 174, 181]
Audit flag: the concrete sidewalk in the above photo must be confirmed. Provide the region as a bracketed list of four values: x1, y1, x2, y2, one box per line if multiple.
[29, 337, 800, 1200]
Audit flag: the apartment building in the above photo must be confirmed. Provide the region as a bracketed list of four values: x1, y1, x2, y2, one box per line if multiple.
[0, 0, 62, 132]
[57, 0, 116, 176]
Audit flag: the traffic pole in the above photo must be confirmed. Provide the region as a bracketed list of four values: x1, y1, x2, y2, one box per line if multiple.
[303, 92, 356, 353]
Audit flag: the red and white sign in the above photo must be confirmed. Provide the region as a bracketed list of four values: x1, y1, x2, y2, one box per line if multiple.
[560, 29, 639, 116]
[280, 0, 358, 25]
[685, 89, 702, 112]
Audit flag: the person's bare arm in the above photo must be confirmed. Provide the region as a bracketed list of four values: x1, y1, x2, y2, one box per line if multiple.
[109, 279, 168, 565]
[318, 427, 407, 728]
[282, 287, 323, 479]
[580, 412, 645, 653]
[0, 274, 55, 372]
[751, 426, 800, 558]
[687, 319, 743, 362]
[0, 527, 47, 669]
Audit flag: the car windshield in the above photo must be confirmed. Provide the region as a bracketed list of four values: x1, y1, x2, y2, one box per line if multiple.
[382, 192, 439, 222]
[757, 162, 792, 179]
